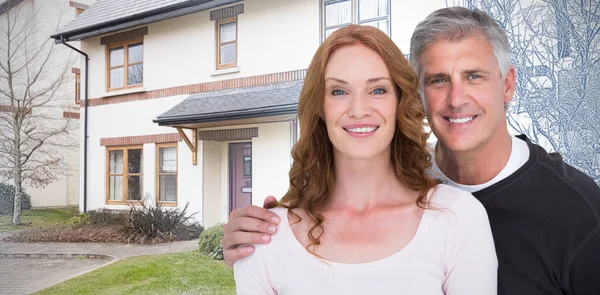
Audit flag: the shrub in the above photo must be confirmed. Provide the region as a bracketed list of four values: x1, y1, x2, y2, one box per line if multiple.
[120, 199, 203, 244]
[87, 209, 127, 226]
[199, 223, 225, 260]
[69, 213, 91, 227]
[0, 183, 32, 215]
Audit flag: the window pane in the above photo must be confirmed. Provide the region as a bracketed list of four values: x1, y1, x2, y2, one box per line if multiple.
[160, 147, 177, 173]
[159, 175, 177, 202]
[219, 22, 236, 43]
[359, 0, 388, 21]
[325, 0, 352, 27]
[128, 176, 142, 200]
[109, 47, 124, 67]
[243, 156, 251, 177]
[128, 43, 143, 63]
[219, 43, 236, 65]
[109, 150, 123, 173]
[360, 19, 390, 36]
[109, 68, 124, 88]
[128, 64, 143, 85]
[109, 176, 123, 201]
[128, 149, 143, 173]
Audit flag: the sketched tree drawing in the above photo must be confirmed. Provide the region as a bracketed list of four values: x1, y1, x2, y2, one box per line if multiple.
[0, 0, 76, 224]
[448, 0, 600, 184]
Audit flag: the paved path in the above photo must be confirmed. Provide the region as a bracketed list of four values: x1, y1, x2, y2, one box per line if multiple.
[0, 240, 198, 294]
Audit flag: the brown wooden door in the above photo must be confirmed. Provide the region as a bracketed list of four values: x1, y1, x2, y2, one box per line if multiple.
[229, 142, 252, 212]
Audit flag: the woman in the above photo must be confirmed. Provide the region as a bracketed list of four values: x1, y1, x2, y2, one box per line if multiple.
[233, 25, 497, 294]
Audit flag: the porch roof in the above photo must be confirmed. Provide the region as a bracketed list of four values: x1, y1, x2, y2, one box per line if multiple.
[153, 81, 303, 127]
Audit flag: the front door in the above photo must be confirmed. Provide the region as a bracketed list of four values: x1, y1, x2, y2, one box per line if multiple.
[229, 142, 252, 212]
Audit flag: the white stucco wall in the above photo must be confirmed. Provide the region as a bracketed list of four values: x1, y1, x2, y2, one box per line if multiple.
[81, 0, 319, 99]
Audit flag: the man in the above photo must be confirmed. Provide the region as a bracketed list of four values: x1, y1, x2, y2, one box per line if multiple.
[222, 7, 600, 294]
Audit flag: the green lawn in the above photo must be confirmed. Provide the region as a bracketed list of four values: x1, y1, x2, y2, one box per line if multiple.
[0, 208, 77, 233]
[35, 251, 236, 295]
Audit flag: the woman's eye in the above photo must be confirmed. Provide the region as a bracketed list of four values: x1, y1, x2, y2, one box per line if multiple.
[372, 88, 386, 95]
[332, 89, 346, 96]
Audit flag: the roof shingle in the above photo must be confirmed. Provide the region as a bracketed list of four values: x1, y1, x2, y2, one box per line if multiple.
[155, 81, 303, 125]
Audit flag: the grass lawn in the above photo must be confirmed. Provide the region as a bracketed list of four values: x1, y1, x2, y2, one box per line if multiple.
[35, 251, 236, 295]
[0, 208, 77, 233]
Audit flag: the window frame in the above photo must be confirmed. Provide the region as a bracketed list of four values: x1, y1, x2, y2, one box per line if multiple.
[215, 17, 238, 70]
[74, 71, 80, 105]
[321, 0, 391, 41]
[105, 38, 144, 92]
[156, 143, 178, 206]
[105, 145, 144, 204]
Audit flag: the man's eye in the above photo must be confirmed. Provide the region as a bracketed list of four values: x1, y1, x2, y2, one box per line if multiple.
[332, 89, 346, 96]
[468, 74, 482, 80]
[430, 78, 446, 84]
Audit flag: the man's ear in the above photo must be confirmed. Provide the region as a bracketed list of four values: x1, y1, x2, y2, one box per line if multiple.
[503, 65, 516, 107]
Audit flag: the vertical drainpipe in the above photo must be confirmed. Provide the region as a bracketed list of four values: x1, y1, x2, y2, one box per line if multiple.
[59, 38, 89, 213]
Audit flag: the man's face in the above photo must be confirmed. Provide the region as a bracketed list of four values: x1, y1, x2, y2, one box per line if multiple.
[419, 35, 515, 153]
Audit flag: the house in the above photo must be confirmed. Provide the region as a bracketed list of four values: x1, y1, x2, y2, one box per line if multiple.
[0, 0, 93, 209]
[49, 0, 459, 227]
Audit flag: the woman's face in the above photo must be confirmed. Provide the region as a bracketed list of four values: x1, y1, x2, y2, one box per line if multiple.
[323, 44, 398, 160]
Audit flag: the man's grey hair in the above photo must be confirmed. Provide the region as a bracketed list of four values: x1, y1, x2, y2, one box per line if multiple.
[409, 7, 512, 88]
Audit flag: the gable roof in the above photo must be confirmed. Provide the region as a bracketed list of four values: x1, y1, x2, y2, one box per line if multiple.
[50, 0, 240, 42]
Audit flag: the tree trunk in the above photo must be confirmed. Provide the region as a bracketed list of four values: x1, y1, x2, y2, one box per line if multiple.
[12, 117, 22, 225]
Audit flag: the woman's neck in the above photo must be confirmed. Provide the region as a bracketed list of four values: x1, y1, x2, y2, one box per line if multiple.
[328, 151, 416, 212]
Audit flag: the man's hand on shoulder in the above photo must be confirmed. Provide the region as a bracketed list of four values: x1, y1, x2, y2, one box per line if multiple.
[222, 196, 279, 268]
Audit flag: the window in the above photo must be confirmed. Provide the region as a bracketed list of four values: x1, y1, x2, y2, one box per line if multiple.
[322, 0, 390, 40]
[74, 71, 80, 104]
[106, 146, 143, 203]
[216, 17, 237, 69]
[156, 144, 177, 204]
[107, 39, 143, 91]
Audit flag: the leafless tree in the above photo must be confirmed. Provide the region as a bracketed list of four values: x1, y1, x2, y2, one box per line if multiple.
[0, 0, 77, 224]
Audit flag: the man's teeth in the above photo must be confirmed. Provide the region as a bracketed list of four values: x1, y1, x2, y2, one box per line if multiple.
[346, 126, 378, 133]
[448, 116, 474, 124]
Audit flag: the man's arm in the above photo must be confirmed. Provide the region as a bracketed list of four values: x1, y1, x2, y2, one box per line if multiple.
[223, 196, 280, 268]
[566, 225, 600, 294]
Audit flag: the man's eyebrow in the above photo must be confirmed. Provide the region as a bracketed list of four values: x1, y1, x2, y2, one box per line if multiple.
[423, 73, 449, 81]
[463, 69, 491, 76]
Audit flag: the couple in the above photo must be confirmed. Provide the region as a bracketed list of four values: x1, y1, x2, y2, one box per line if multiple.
[228, 7, 600, 295]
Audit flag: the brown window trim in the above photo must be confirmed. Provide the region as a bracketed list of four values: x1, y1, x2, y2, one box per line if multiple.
[106, 38, 143, 92]
[106, 145, 144, 204]
[75, 71, 81, 104]
[216, 17, 237, 70]
[156, 143, 178, 206]
[75, 7, 85, 16]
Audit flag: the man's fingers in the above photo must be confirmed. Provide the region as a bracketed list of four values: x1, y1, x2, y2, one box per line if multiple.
[230, 204, 280, 225]
[223, 231, 272, 251]
[263, 195, 277, 208]
[228, 216, 278, 235]
[224, 246, 255, 268]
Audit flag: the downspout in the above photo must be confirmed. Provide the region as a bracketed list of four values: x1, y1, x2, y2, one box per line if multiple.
[59, 38, 89, 213]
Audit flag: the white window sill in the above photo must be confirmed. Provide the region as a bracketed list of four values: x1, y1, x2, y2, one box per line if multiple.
[211, 67, 240, 76]
[103, 87, 146, 98]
